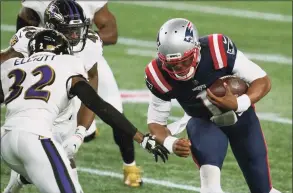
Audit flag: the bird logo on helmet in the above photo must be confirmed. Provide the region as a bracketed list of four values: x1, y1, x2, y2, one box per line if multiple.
[46, 4, 64, 24]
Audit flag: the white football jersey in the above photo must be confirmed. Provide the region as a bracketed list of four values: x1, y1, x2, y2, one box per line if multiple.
[10, 26, 43, 58]
[1, 53, 86, 137]
[21, 0, 108, 26]
[10, 26, 103, 73]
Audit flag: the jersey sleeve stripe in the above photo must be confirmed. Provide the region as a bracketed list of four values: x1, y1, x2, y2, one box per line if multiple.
[146, 62, 170, 93]
[217, 34, 228, 67]
[151, 60, 172, 91]
[208, 34, 227, 69]
[145, 64, 165, 93]
[208, 35, 219, 69]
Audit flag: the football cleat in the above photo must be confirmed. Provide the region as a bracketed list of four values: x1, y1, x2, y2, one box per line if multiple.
[123, 165, 143, 187]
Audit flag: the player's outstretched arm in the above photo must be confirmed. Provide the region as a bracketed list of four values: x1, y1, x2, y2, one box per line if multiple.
[93, 3, 118, 45]
[69, 76, 169, 162]
[147, 94, 191, 158]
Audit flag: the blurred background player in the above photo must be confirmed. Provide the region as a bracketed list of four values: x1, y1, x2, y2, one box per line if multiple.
[144, 18, 281, 193]
[16, 0, 142, 187]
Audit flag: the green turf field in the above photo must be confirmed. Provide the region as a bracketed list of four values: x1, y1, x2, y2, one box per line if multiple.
[1, 1, 292, 193]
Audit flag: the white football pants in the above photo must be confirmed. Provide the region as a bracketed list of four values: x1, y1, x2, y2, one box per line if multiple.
[1, 129, 83, 193]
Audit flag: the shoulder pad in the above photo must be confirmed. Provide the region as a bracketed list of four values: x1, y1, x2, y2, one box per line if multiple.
[145, 59, 172, 94]
[207, 34, 237, 70]
[87, 29, 103, 46]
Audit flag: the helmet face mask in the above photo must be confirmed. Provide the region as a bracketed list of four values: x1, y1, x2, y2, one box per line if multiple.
[159, 46, 200, 81]
[44, 0, 90, 53]
[157, 18, 201, 81]
[55, 19, 90, 51]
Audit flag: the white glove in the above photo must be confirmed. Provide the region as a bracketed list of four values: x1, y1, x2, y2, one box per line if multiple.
[62, 126, 86, 158]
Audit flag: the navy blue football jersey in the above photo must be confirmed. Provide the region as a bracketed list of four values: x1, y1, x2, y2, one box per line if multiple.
[145, 34, 238, 119]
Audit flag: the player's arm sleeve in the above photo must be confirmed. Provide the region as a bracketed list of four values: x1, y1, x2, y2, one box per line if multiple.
[232, 50, 267, 84]
[145, 64, 173, 125]
[82, 40, 103, 72]
[89, 1, 108, 15]
[70, 80, 138, 137]
[147, 92, 172, 126]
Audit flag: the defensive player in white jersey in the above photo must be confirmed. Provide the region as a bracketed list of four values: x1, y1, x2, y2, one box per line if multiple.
[1, 29, 169, 193]
[15, 0, 142, 186]
[1, 1, 102, 191]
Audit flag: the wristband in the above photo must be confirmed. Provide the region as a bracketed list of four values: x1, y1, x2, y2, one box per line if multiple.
[163, 136, 178, 153]
[236, 94, 251, 113]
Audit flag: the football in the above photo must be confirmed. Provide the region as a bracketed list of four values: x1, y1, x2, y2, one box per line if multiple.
[209, 76, 248, 97]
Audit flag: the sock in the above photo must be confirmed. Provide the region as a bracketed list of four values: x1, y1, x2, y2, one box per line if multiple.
[123, 161, 136, 167]
[200, 165, 224, 193]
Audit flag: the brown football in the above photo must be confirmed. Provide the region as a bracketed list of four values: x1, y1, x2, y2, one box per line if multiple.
[209, 76, 248, 97]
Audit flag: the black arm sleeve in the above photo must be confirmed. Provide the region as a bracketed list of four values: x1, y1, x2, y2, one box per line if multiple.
[70, 80, 138, 138]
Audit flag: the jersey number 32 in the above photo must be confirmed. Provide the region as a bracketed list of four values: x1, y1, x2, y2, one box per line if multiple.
[5, 65, 55, 104]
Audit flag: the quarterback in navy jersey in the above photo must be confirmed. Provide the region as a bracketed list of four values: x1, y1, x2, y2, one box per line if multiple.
[145, 18, 281, 193]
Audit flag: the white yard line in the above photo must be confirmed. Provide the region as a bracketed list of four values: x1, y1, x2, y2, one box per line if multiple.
[78, 167, 201, 192]
[1, 24, 292, 65]
[114, 1, 292, 23]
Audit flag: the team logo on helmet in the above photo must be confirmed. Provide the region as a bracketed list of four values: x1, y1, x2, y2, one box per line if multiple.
[183, 22, 194, 43]
[46, 4, 64, 23]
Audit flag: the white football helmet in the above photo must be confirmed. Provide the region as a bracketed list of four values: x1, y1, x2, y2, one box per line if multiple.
[157, 18, 201, 81]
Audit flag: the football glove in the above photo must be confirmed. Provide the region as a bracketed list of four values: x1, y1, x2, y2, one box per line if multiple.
[62, 126, 86, 158]
[140, 133, 170, 163]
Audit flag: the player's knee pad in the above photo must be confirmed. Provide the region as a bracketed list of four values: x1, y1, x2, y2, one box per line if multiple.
[200, 165, 223, 192]
[269, 188, 282, 193]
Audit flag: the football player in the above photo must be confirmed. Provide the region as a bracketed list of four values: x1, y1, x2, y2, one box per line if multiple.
[1, 29, 168, 193]
[1, 1, 101, 191]
[16, 0, 142, 186]
[0, 0, 137, 191]
[144, 18, 281, 193]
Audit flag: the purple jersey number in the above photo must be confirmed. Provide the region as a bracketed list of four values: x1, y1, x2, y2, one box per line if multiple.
[5, 69, 27, 104]
[5, 65, 55, 104]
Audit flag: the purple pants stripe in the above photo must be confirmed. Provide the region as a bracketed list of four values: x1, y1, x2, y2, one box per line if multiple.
[41, 139, 76, 193]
